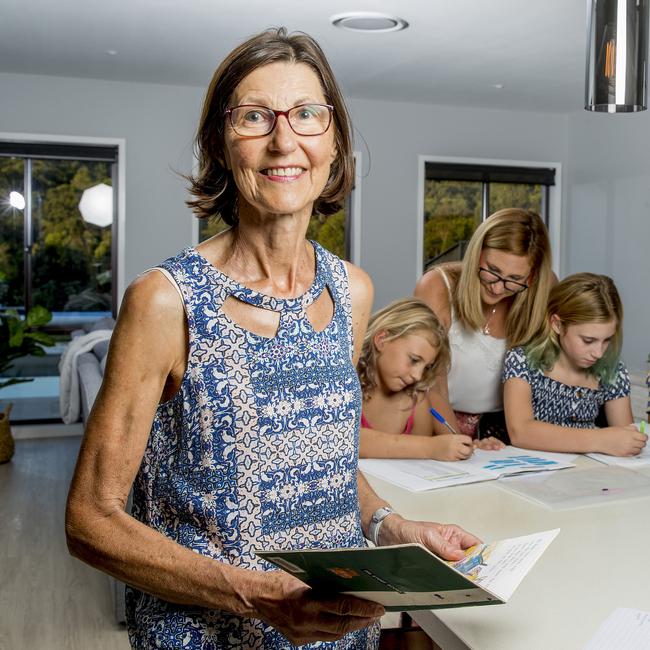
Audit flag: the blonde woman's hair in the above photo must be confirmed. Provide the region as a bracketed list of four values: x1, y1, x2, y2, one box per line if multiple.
[452, 208, 553, 347]
[525, 273, 624, 384]
[358, 297, 450, 399]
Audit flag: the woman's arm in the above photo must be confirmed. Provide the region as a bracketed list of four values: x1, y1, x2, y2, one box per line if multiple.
[66, 271, 381, 645]
[356, 470, 480, 561]
[504, 377, 646, 456]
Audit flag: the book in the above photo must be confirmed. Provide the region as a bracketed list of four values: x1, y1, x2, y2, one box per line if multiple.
[256, 529, 559, 611]
[359, 446, 576, 492]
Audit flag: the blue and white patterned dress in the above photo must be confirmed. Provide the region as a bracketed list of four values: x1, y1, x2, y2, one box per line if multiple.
[126, 242, 379, 649]
[502, 346, 630, 427]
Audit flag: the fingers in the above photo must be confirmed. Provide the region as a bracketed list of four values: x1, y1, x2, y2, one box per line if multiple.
[317, 595, 384, 619]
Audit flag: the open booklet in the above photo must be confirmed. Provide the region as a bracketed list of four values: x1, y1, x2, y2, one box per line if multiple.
[359, 446, 576, 492]
[256, 529, 559, 611]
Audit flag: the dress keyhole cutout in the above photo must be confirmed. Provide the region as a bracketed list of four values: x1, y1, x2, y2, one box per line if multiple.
[306, 287, 335, 333]
[222, 295, 281, 339]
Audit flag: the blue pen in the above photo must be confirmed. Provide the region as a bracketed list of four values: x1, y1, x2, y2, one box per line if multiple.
[430, 407, 458, 436]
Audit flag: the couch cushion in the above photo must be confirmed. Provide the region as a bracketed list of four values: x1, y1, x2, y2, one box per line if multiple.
[93, 339, 110, 362]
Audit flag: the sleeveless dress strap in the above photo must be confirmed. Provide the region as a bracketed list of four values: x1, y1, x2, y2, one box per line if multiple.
[437, 267, 453, 303]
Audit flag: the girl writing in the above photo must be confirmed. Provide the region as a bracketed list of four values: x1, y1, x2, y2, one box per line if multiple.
[358, 298, 503, 460]
[503, 273, 647, 456]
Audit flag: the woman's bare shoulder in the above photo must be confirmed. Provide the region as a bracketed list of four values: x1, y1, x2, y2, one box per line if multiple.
[121, 269, 185, 321]
[415, 263, 460, 311]
[344, 261, 374, 306]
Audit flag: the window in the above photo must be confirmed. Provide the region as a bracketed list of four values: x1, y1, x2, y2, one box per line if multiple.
[0, 142, 118, 322]
[421, 160, 556, 272]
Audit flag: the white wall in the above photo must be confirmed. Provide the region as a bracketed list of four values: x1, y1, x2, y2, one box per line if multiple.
[0, 72, 203, 286]
[567, 111, 650, 376]
[348, 98, 569, 309]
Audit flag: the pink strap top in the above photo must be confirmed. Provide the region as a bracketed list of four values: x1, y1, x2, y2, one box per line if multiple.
[361, 409, 415, 435]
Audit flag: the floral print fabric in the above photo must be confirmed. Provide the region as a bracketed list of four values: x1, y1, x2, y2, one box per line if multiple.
[502, 346, 630, 428]
[126, 243, 379, 649]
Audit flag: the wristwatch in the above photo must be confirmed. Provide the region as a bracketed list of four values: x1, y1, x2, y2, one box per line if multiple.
[368, 505, 395, 546]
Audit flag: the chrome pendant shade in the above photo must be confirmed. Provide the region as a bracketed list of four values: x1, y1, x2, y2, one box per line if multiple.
[585, 0, 649, 112]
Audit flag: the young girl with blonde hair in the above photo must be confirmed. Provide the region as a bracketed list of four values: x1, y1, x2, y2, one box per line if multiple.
[503, 273, 647, 456]
[358, 297, 502, 460]
[415, 208, 554, 442]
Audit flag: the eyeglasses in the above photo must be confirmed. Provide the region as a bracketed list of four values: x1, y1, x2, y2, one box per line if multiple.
[225, 103, 334, 137]
[478, 267, 529, 294]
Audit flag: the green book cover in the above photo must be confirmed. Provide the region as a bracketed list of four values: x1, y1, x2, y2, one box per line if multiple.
[256, 529, 559, 612]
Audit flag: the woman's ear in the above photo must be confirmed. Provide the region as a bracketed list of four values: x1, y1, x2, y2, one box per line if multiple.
[373, 330, 388, 351]
[550, 314, 562, 335]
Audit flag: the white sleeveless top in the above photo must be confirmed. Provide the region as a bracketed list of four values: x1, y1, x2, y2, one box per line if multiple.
[439, 269, 507, 414]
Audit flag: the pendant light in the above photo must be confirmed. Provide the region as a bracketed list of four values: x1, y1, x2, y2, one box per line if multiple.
[585, 0, 649, 112]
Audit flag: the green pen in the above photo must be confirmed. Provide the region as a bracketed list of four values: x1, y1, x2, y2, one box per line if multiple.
[640, 420, 647, 434]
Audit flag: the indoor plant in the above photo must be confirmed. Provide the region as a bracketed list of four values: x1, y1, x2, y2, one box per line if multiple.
[0, 306, 55, 462]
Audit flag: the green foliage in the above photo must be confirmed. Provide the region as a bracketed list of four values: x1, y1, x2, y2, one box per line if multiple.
[0, 306, 55, 390]
[423, 180, 543, 270]
[307, 209, 346, 258]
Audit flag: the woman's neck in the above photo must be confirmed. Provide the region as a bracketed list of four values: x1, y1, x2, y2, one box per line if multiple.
[206, 209, 315, 297]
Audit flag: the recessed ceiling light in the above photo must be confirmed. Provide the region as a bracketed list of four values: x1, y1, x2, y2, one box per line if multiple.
[106, 49, 118, 56]
[492, 83, 504, 89]
[331, 12, 409, 33]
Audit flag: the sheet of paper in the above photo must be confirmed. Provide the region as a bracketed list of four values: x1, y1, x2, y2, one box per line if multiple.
[447, 529, 560, 602]
[360, 447, 575, 492]
[459, 447, 577, 477]
[587, 445, 650, 469]
[498, 465, 650, 509]
[358, 458, 487, 491]
[582, 608, 650, 650]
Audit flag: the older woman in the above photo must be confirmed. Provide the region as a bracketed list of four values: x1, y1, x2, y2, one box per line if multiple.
[65, 28, 479, 649]
[415, 208, 554, 444]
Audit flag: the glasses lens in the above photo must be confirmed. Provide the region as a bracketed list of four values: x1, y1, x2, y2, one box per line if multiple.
[504, 280, 527, 293]
[288, 104, 332, 135]
[479, 268, 527, 293]
[479, 268, 500, 284]
[230, 106, 275, 136]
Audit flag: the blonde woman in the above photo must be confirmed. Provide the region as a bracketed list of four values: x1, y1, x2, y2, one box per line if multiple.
[357, 297, 478, 460]
[415, 209, 554, 444]
[503, 273, 645, 455]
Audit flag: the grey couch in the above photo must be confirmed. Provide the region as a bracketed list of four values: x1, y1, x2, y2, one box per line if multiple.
[75, 318, 128, 625]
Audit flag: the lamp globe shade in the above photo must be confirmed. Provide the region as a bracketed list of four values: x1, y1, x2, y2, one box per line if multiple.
[79, 183, 113, 228]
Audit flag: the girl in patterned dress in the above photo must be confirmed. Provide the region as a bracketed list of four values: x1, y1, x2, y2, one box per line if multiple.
[66, 27, 481, 650]
[503, 273, 647, 456]
[358, 297, 503, 460]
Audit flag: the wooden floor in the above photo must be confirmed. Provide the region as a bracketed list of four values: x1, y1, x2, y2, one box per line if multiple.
[0, 436, 130, 650]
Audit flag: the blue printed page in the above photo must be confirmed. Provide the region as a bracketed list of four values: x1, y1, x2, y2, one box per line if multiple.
[458, 446, 576, 479]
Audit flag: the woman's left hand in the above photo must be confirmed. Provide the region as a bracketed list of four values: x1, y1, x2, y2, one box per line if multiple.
[474, 436, 506, 451]
[380, 515, 481, 561]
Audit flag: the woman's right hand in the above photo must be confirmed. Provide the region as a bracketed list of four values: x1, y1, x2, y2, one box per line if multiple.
[598, 425, 647, 456]
[430, 433, 474, 461]
[254, 570, 384, 645]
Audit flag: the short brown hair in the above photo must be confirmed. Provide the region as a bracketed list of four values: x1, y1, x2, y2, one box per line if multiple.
[187, 27, 354, 226]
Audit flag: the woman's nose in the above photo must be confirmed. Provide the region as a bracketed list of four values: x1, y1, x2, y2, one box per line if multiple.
[268, 115, 298, 153]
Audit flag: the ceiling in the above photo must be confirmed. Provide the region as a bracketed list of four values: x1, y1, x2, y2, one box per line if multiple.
[0, 0, 588, 113]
